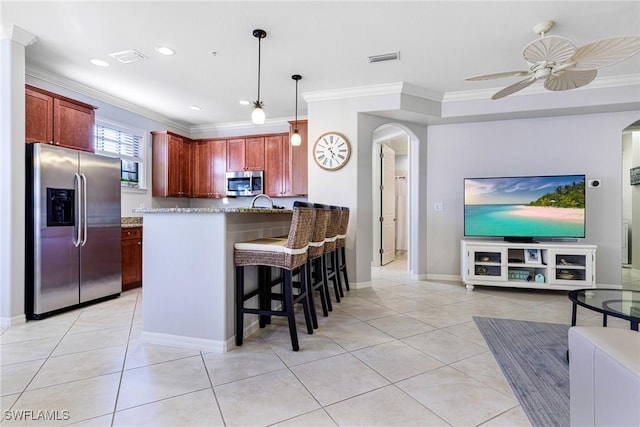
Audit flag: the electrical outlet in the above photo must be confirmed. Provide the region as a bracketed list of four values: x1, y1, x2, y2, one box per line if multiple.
[434, 202, 443, 212]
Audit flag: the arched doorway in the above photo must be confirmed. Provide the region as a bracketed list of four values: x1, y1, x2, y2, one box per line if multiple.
[371, 123, 415, 273]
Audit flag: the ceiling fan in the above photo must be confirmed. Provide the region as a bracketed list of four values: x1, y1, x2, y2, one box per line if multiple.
[466, 21, 640, 99]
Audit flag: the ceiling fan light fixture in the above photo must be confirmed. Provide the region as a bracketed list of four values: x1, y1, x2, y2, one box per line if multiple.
[532, 20, 555, 37]
[291, 74, 302, 146]
[466, 20, 640, 100]
[251, 29, 267, 125]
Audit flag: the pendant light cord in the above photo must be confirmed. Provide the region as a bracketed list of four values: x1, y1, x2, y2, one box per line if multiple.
[257, 36, 261, 104]
[294, 77, 298, 130]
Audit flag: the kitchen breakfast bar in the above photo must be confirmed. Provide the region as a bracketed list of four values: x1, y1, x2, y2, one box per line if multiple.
[133, 207, 293, 352]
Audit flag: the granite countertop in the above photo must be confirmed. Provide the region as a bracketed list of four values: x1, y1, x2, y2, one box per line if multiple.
[121, 216, 143, 228]
[132, 207, 293, 214]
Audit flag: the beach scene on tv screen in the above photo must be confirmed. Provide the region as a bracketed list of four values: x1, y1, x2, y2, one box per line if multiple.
[464, 175, 585, 237]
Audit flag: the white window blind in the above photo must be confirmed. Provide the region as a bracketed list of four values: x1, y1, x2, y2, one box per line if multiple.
[95, 123, 143, 162]
[95, 121, 145, 188]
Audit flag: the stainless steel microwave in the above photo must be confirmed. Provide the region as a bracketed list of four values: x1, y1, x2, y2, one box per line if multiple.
[225, 171, 264, 196]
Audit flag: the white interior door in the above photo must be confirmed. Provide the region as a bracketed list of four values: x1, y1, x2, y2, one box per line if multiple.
[381, 144, 396, 265]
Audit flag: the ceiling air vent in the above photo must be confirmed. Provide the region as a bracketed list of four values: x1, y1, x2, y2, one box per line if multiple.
[109, 49, 147, 63]
[367, 51, 400, 63]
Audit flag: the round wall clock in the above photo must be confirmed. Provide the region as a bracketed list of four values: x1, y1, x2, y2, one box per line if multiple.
[313, 132, 351, 171]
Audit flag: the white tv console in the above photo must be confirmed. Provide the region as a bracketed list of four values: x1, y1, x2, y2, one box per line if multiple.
[461, 240, 597, 291]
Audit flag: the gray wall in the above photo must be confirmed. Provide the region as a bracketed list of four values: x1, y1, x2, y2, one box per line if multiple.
[426, 111, 640, 286]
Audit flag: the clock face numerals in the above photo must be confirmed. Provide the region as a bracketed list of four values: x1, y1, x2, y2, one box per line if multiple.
[314, 132, 351, 171]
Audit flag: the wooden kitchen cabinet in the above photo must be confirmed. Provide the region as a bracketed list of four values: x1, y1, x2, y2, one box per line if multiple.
[25, 85, 96, 152]
[151, 131, 192, 197]
[289, 119, 308, 196]
[121, 227, 142, 291]
[193, 138, 227, 198]
[264, 134, 290, 197]
[226, 137, 264, 171]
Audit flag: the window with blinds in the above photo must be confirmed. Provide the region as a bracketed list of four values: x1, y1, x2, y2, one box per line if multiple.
[95, 121, 145, 188]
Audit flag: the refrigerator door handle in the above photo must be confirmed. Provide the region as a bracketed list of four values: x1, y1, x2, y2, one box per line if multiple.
[81, 172, 88, 246]
[73, 173, 82, 247]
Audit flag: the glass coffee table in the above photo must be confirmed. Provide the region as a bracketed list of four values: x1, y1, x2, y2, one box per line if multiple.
[568, 288, 640, 331]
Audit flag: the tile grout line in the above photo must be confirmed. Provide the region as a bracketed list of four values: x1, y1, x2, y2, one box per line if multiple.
[109, 290, 140, 427]
[199, 351, 228, 426]
[1, 310, 83, 423]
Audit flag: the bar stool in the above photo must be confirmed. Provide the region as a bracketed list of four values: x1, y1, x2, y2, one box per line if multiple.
[322, 205, 344, 302]
[234, 202, 314, 351]
[336, 206, 350, 291]
[307, 204, 331, 325]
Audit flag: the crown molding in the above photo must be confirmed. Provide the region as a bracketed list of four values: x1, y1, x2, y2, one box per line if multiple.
[443, 74, 640, 102]
[26, 65, 191, 134]
[190, 115, 309, 135]
[0, 25, 37, 46]
[304, 82, 442, 103]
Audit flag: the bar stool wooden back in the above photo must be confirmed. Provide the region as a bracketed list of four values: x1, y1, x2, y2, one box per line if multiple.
[307, 204, 331, 325]
[234, 202, 314, 351]
[323, 205, 344, 303]
[336, 206, 350, 291]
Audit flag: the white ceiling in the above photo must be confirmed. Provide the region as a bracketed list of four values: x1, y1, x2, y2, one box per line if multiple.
[2, 1, 639, 128]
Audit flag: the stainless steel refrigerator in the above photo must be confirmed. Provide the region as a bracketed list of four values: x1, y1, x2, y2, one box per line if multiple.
[26, 143, 121, 319]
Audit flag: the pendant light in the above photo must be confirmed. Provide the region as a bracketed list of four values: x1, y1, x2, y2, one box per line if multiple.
[290, 74, 302, 146]
[251, 29, 267, 124]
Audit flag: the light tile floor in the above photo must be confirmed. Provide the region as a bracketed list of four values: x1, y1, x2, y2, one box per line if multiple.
[1, 261, 637, 427]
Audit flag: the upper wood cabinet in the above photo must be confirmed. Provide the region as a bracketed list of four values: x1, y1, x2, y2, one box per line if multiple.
[26, 85, 96, 152]
[151, 131, 192, 197]
[289, 120, 308, 196]
[264, 123, 308, 197]
[227, 137, 264, 171]
[264, 134, 291, 197]
[193, 139, 227, 198]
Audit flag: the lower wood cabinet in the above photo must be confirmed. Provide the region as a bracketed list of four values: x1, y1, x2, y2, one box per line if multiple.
[121, 227, 142, 290]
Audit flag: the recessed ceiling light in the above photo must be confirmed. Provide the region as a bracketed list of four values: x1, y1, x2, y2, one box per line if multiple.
[155, 46, 175, 56]
[90, 58, 109, 67]
[239, 100, 250, 106]
[189, 105, 201, 111]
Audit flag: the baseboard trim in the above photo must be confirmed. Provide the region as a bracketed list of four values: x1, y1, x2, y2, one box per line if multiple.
[425, 274, 462, 283]
[351, 281, 372, 289]
[141, 331, 227, 353]
[1, 314, 26, 329]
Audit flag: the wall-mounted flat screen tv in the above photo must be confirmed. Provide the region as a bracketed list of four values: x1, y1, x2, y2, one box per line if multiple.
[464, 174, 586, 242]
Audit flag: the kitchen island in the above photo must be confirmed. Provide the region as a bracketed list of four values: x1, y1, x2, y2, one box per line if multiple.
[133, 207, 293, 352]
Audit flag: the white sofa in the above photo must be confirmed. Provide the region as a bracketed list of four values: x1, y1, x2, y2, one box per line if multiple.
[568, 326, 640, 427]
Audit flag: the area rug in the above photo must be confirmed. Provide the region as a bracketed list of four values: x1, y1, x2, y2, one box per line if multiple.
[473, 317, 570, 427]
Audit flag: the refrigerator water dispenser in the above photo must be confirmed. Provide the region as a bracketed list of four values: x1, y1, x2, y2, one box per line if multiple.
[46, 188, 75, 227]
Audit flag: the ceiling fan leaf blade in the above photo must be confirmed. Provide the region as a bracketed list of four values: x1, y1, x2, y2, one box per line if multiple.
[523, 36, 576, 64]
[572, 36, 640, 70]
[491, 76, 537, 99]
[544, 69, 598, 91]
[466, 71, 530, 81]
